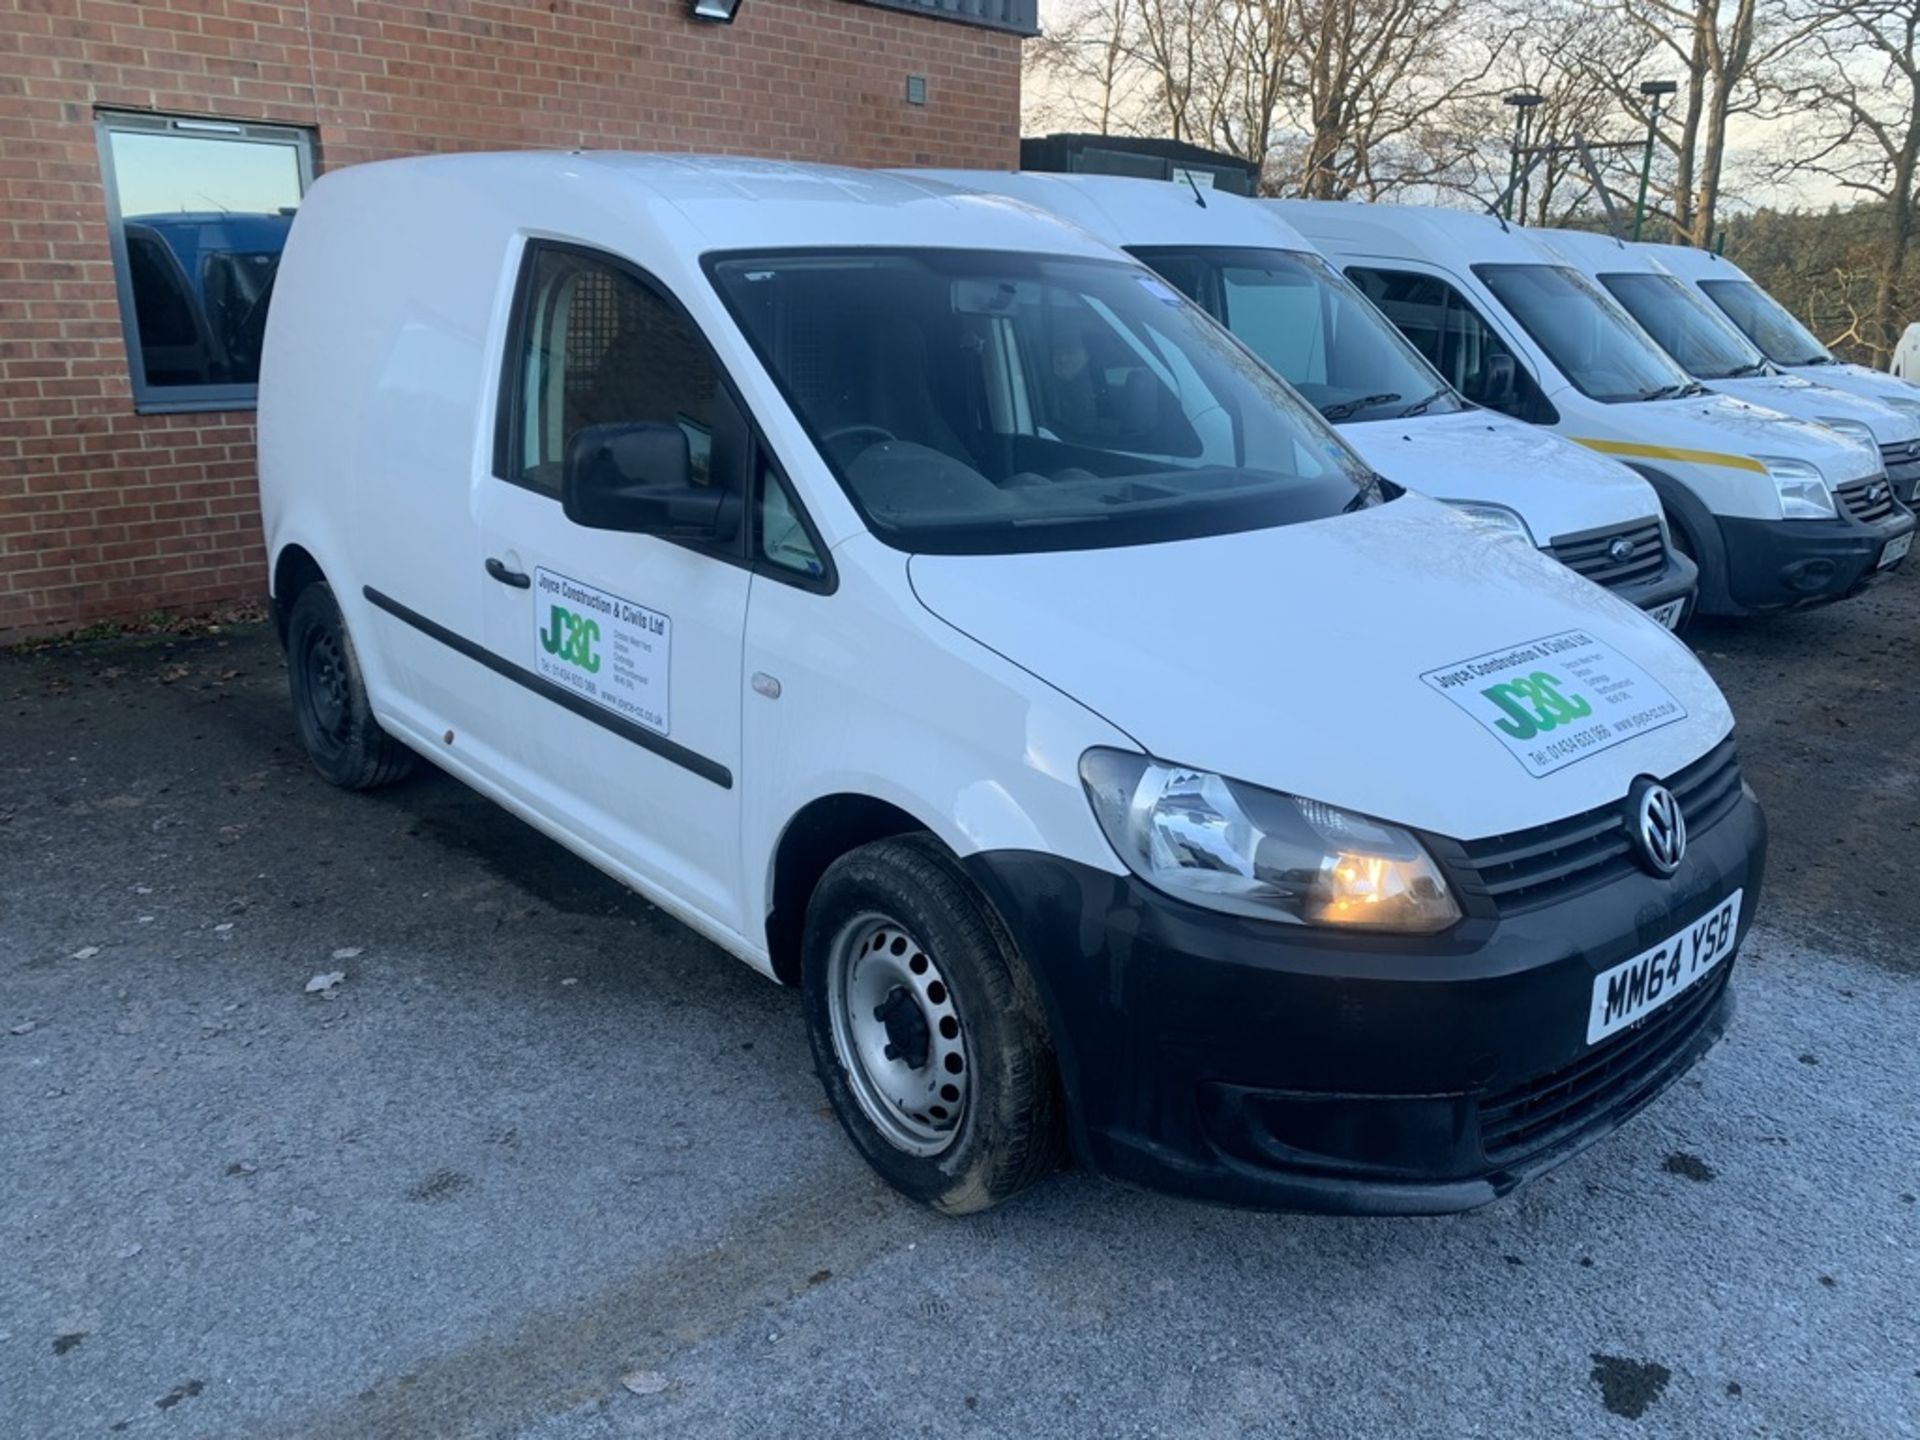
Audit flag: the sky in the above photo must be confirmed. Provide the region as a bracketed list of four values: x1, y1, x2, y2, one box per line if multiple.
[1019, 0, 1849, 215]
[109, 131, 304, 220]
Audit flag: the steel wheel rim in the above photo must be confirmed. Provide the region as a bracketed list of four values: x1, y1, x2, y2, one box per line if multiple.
[826, 911, 969, 1157]
[300, 627, 352, 746]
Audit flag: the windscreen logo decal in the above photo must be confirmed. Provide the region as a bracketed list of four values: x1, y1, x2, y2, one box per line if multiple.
[533, 569, 670, 736]
[1420, 630, 1686, 777]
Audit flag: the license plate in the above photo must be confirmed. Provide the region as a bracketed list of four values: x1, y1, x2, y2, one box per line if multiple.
[1879, 531, 1913, 570]
[1586, 889, 1742, 1045]
[1647, 597, 1687, 631]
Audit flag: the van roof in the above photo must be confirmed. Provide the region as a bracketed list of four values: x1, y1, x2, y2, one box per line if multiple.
[1529, 227, 1670, 276]
[299, 151, 1122, 259]
[1634, 241, 1747, 283]
[1266, 199, 1567, 267]
[900, 170, 1317, 252]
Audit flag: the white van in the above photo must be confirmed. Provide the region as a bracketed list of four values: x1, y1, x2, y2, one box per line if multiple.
[910, 173, 1695, 628]
[1646, 243, 1920, 502]
[1544, 229, 1920, 518]
[259, 154, 1765, 1216]
[1276, 202, 1912, 616]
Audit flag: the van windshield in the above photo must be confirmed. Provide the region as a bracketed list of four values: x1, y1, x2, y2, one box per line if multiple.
[1598, 272, 1769, 380]
[707, 249, 1379, 555]
[1698, 278, 1834, 367]
[1475, 263, 1696, 404]
[1131, 246, 1463, 423]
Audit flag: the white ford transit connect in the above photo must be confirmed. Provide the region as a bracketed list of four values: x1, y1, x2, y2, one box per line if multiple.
[910, 173, 1696, 629]
[259, 154, 1765, 1215]
[1277, 202, 1909, 616]
[1646, 242, 1920, 503]
[1542, 228, 1920, 529]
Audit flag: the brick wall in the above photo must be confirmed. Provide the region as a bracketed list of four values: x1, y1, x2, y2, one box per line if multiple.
[0, 0, 1023, 640]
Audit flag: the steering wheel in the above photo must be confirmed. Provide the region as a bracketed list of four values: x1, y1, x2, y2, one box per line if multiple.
[822, 424, 897, 458]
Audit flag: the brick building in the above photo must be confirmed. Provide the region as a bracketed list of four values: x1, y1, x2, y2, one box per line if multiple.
[0, 0, 1033, 640]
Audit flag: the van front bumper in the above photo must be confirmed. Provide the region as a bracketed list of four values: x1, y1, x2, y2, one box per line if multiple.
[1714, 502, 1914, 613]
[963, 789, 1765, 1215]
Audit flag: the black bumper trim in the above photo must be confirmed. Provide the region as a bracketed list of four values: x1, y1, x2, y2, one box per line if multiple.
[963, 789, 1765, 1214]
[1714, 504, 1915, 613]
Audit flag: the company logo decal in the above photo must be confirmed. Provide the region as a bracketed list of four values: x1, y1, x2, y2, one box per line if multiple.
[540, 605, 602, 673]
[1607, 536, 1638, 563]
[532, 569, 671, 735]
[1480, 672, 1593, 740]
[1420, 630, 1688, 778]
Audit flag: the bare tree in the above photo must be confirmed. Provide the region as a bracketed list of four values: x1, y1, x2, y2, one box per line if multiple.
[1023, 0, 1146, 137]
[1613, 0, 1815, 244]
[1766, 0, 1920, 360]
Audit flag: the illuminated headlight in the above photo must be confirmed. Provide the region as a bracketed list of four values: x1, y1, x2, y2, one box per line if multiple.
[1446, 500, 1536, 546]
[1759, 456, 1837, 519]
[1816, 417, 1878, 450]
[1080, 751, 1461, 934]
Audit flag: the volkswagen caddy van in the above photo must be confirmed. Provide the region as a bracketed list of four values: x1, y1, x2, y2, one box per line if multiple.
[1543, 228, 1920, 533]
[910, 172, 1696, 628]
[1647, 242, 1920, 503]
[259, 154, 1765, 1216]
[1276, 202, 1911, 616]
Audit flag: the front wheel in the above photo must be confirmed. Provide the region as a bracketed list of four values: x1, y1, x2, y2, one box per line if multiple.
[802, 834, 1063, 1214]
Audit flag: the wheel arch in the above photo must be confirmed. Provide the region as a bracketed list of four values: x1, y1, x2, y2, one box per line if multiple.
[764, 793, 943, 987]
[1630, 464, 1732, 613]
[271, 543, 328, 645]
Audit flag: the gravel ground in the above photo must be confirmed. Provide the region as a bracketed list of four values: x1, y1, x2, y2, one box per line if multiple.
[2, 576, 1917, 1440]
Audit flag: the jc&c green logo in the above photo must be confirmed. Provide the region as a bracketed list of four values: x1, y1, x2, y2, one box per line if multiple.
[1481, 671, 1590, 740]
[540, 605, 601, 673]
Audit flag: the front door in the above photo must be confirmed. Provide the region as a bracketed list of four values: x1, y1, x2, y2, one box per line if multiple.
[477, 242, 751, 938]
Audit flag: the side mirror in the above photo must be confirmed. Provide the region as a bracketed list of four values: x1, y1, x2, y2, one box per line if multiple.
[1482, 353, 1519, 411]
[561, 422, 724, 538]
[1482, 353, 1512, 408]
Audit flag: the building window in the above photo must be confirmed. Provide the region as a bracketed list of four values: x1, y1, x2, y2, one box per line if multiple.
[95, 112, 314, 413]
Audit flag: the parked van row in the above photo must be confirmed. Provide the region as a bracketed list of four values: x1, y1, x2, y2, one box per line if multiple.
[1271, 203, 1915, 617]
[262, 156, 1778, 1217]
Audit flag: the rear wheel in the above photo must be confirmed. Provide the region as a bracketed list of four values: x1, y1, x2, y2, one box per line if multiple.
[802, 834, 1063, 1214]
[286, 581, 415, 790]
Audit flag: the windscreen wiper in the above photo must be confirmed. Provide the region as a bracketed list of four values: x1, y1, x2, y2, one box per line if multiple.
[1399, 386, 1452, 418]
[1724, 362, 1770, 378]
[1637, 383, 1696, 401]
[1319, 392, 1401, 421]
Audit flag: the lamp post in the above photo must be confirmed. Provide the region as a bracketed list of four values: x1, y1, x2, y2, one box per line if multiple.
[1503, 92, 1544, 222]
[1633, 79, 1677, 241]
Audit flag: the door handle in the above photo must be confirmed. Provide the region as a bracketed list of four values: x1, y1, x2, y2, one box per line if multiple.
[485, 557, 531, 589]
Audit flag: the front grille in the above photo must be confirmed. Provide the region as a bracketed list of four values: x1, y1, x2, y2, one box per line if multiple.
[1451, 738, 1743, 914]
[1879, 442, 1920, 501]
[1480, 964, 1730, 1166]
[1547, 517, 1668, 590]
[1837, 475, 1897, 524]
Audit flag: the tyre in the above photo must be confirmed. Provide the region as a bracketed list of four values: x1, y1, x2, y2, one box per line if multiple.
[802, 833, 1064, 1214]
[285, 581, 416, 790]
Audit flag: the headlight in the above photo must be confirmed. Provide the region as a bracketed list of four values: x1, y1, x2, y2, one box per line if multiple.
[1079, 750, 1462, 933]
[1816, 417, 1878, 449]
[1758, 455, 1837, 519]
[1445, 500, 1536, 546]
[1880, 396, 1920, 419]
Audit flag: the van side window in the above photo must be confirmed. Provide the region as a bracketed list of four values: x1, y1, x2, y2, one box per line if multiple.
[758, 465, 825, 579]
[1347, 267, 1557, 425]
[505, 247, 719, 496]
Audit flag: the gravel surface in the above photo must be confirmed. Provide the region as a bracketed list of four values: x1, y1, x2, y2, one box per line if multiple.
[3, 579, 1916, 1440]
